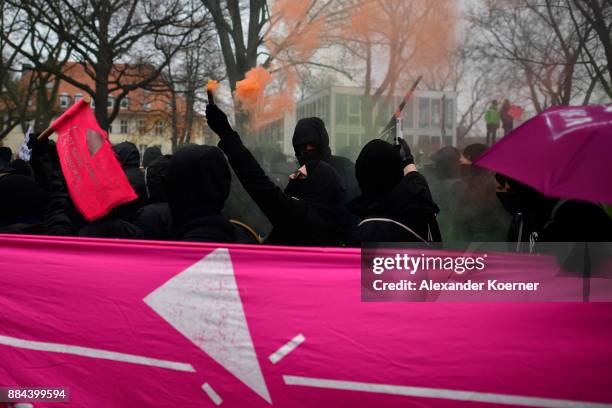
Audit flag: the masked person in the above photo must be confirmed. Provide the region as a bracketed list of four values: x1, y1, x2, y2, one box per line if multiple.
[0, 161, 44, 234]
[112, 142, 146, 221]
[348, 139, 441, 245]
[495, 174, 612, 248]
[292, 117, 361, 202]
[164, 144, 239, 243]
[134, 154, 173, 240]
[206, 104, 353, 246]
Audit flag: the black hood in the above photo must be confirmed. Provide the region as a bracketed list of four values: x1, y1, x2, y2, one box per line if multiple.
[166, 145, 231, 226]
[355, 139, 403, 196]
[292, 117, 331, 165]
[0, 173, 43, 227]
[145, 154, 172, 203]
[142, 146, 162, 168]
[350, 171, 440, 220]
[113, 142, 141, 168]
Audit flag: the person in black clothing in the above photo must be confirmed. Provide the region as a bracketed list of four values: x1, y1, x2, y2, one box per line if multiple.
[142, 146, 162, 168]
[134, 154, 173, 240]
[0, 146, 12, 166]
[10, 159, 34, 178]
[452, 143, 510, 242]
[25, 135, 143, 239]
[495, 174, 612, 246]
[165, 144, 236, 243]
[348, 139, 441, 245]
[292, 117, 361, 202]
[112, 141, 146, 221]
[0, 165, 44, 234]
[206, 104, 353, 246]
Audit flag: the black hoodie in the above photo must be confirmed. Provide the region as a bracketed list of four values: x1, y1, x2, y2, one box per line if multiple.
[219, 132, 353, 246]
[165, 145, 235, 243]
[292, 117, 360, 202]
[134, 155, 173, 240]
[113, 142, 146, 221]
[349, 139, 441, 245]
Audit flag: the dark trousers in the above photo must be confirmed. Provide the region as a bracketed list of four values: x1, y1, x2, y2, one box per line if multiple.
[486, 124, 498, 145]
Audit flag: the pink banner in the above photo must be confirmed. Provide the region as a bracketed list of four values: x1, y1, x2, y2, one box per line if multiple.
[1, 234, 612, 407]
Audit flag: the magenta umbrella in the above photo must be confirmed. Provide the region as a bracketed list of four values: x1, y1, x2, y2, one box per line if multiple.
[475, 104, 612, 204]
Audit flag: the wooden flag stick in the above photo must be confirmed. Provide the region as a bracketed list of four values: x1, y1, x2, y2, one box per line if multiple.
[37, 95, 92, 141]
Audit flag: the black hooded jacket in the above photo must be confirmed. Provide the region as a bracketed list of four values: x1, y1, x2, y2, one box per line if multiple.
[349, 140, 441, 245]
[134, 155, 173, 240]
[165, 145, 235, 243]
[113, 142, 146, 221]
[218, 132, 353, 246]
[0, 171, 44, 234]
[292, 117, 361, 202]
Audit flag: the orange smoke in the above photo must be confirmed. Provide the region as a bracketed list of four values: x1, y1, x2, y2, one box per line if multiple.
[234, 66, 296, 130]
[206, 79, 219, 93]
[235, 67, 272, 106]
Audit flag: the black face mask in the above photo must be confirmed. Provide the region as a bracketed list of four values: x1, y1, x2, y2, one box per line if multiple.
[295, 147, 322, 166]
[496, 191, 522, 215]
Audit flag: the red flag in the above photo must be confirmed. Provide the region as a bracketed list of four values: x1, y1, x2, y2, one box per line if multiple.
[52, 98, 137, 221]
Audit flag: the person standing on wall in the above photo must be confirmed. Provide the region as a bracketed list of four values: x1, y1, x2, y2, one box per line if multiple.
[484, 100, 501, 145]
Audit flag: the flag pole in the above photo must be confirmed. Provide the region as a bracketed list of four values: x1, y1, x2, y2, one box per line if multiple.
[37, 95, 92, 141]
[379, 75, 423, 141]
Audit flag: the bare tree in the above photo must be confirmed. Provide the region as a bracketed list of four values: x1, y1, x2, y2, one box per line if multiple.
[3, 0, 206, 131]
[331, 0, 456, 138]
[0, 2, 70, 140]
[470, 0, 601, 113]
[158, 29, 225, 152]
[569, 0, 612, 97]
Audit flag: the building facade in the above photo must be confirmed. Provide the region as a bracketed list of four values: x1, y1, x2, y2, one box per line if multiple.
[1, 63, 212, 161]
[256, 86, 457, 160]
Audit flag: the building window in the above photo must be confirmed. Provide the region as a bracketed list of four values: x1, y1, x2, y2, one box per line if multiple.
[59, 93, 70, 108]
[74, 93, 83, 104]
[154, 121, 164, 136]
[120, 119, 128, 134]
[120, 97, 129, 109]
[138, 119, 146, 133]
[142, 102, 151, 111]
[431, 98, 441, 127]
[348, 96, 361, 125]
[336, 132, 347, 148]
[107, 97, 114, 109]
[444, 98, 454, 130]
[419, 97, 430, 128]
[335, 95, 347, 125]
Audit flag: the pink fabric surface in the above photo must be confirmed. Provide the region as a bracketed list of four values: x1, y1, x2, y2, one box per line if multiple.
[476, 104, 612, 204]
[1, 234, 611, 407]
[52, 99, 137, 220]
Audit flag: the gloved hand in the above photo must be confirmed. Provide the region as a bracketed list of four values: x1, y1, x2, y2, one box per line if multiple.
[206, 104, 234, 137]
[396, 137, 414, 167]
[27, 133, 49, 156]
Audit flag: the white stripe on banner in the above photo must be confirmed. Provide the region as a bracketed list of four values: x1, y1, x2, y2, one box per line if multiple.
[283, 375, 612, 408]
[0, 334, 195, 373]
[269, 334, 305, 364]
[201, 383, 223, 406]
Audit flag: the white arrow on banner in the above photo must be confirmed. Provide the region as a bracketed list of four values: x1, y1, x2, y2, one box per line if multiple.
[143, 248, 271, 404]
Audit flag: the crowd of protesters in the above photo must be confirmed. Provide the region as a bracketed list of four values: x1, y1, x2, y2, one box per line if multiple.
[0, 103, 611, 249]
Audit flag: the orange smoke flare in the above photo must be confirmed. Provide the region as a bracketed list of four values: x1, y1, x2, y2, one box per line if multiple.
[206, 80, 219, 93]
